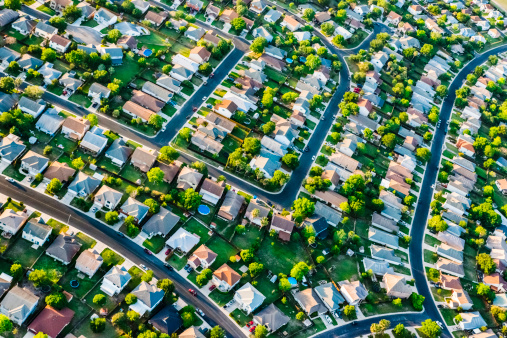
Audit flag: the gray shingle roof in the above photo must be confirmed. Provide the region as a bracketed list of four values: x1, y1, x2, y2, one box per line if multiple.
[142, 207, 180, 236]
[23, 219, 52, 241]
[132, 281, 164, 308]
[314, 282, 345, 311]
[106, 138, 133, 163]
[46, 235, 82, 264]
[68, 172, 101, 196]
[0, 9, 19, 27]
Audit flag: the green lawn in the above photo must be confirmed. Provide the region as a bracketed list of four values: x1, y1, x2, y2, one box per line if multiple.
[69, 92, 92, 108]
[61, 268, 103, 299]
[112, 55, 142, 85]
[230, 308, 253, 327]
[33, 255, 67, 277]
[84, 284, 119, 312]
[142, 235, 166, 253]
[3, 164, 26, 181]
[75, 232, 96, 250]
[205, 236, 238, 270]
[46, 218, 69, 236]
[100, 248, 125, 268]
[81, 19, 99, 28]
[256, 236, 310, 276]
[359, 299, 415, 317]
[424, 234, 441, 247]
[231, 224, 263, 249]
[36, 4, 56, 15]
[119, 164, 145, 184]
[5, 238, 45, 268]
[3, 200, 25, 212]
[73, 317, 120, 338]
[209, 288, 234, 306]
[184, 218, 211, 246]
[324, 255, 359, 282]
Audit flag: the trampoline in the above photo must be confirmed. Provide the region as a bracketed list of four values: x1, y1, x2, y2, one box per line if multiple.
[198, 204, 211, 215]
[70, 280, 80, 288]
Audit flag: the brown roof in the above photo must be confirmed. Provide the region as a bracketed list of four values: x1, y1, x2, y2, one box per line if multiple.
[190, 46, 211, 60]
[62, 116, 90, 135]
[283, 15, 300, 27]
[271, 214, 294, 232]
[484, 272, 507, 288]
[321, 169, 339, 186]
[387, 11, 402, 20]
[315, 11, 331, 22]
[440, 273, 462, 290]
[314, 190, 348, 208]
[145, 10, 167, 25]
[259, 54, 285, 71]
[131, 147, 157, 172]
[357, 98, 372, 112]
[158, 162, 180, 183]
[44, 162, 76, 182]
[213, 263, 241, 286]
[203, 33, 221, 45]
[192, 244, 217, 264]
[117, 35, 137, 49]
[131, 90, 165, 113]
[221, 9, 239, 21]
[50, 34, 71, 47]
[278, 230, 291, 241]
[214, 99, 238, 113]
[28, 306, 74, 338]
[205, 112, 236, 133]
[201, 178, 226, 197]
[123, 101, 155, 121]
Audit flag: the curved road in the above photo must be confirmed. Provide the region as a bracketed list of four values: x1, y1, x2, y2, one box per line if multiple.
[14, 5, 507, 336]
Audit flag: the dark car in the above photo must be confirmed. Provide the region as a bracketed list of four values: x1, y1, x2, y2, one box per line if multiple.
[165, 248, 172, 255]
[164, 264, 174, 271]
[209, 284, 216, 292]
[351, 321, 357, 326]
[144, 248, 152, 255]
[116, 232, 125, 238]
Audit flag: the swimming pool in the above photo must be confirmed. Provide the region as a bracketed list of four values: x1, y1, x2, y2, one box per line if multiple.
[142, 49, 153, 57]
[198, 204, 211, 215]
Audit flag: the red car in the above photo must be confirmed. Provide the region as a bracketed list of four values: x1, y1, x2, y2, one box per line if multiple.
[210, 73, 215, 78]
[165, 248, 172, 255]
[249, 326, 256, 332]
[188, 289, 197, 296]
[209, 285, 216, 292]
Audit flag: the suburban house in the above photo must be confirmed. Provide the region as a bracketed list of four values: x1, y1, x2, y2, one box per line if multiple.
[100, 266, 131, 296]
[122, 101, 154, 123]
[49, 35, 71, 53]
[80, 128, 108, 156]
[0, 286, 39, 325]
[61, 116, 90, 141]
[253, 304, 290, 333]
[28, 306, 74, 338]
[43, 162, 76, 184]
[130, 147, 157, 173]
[129, 282, 165, 316]
[105, 138, 134, 167]
[35, 22, 57, 39]
[382, 273, 414, 298]
[314, 282, 345, 313]
[131, 90, 165, 113]
[294, 288, 327, 316]
[22, 219, 51, 247]
[119, 197, 150, 224]
[0, 209, 28, 235]
[188, 245, 217, 269]
[142, 207, 180, 238]
[45, 234, 82, 265]
[368, 228, 399, 249]
[94, 8, 118, 26]
[338, 280, 368, 305]
[18, 96, 45, 118]
[199, 179, 225, 205]
[49, 0, 71, 11]
[35, 109, 64, 136]
[212, 263, 241, 292]
[245, 200, 270, 226]
[88, 83, 111, 103]
[12, 17, 36, 36]
[68, 172, 101, 198]
[436, 257, 465, 277]
[446, 289, 473, 310]
[75, 249, 103, 278]
[148, 306, 182, 335]
[281, 16, 301, 31]
[154, 76, 181, 95]
[166, 228, 199, 254]
[458, 312, 487, 331]
[94, 185, 123, 210]
[176, 167, 203, 190]
[269, 215, 295, 242]
[20, 151, 49, 176]
[214, 100, 238, 118]
[0, 134, 26, 166]
[234, 283, 266, 314]
[217, 190, 245, 221]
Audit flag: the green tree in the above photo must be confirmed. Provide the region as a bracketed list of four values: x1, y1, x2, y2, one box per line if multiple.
[47, 178, 62, 195]
[419, 319, 441, 338]
[9, 263, 22, 279]
[477, 253, 496, 274]
[210, 326, 226, 338]
[147, 167, 165, 184]
[343, 305, 355, 317]
[243, 137, 261, 154]
[45, 292, 67, 309]
[302, 8, 315, 21]
[290, 262, 310, 281]
[125, 293, 137, 305]
[231, 17, 246, 31]
[178, 188, 202, 211]
[108, 29, 122, 43]
[24, 85, 44, 99]
[49, 16, 67, 32]
[249, 262, 264, 277]
[198, 62, 212, 76]
[255, 325, 269, 338]
[0, 315, 12, 334]
[93, 294, 106, 306]
[416, 148, 431, 163]
[41, 48, 57, 62]
[420, 44, 434, 56]
[262, 121, 276, 134]
[86, 113, 98, 127]
[305, 54, 321, 71]
[281, 153, 299, 169]
[392, 298, 402, 307]
[62, 4, 82, 21]
[179, 127, 192, 142]
[144, 199, 160, 214]
[410, 292, 425, 311]
[72, 157, 85, 170]
[158, 146, 179, 162]
[90, 318, 106, 333]
[111, 312, 127, 328]
[127, 310, 140, 322]
[4, 0, 20, 10]
[105, 211, 119, 225]
[250, 37, 267, 53]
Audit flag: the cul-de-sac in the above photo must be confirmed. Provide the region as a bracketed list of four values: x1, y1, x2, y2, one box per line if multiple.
[0, 0, 506, 336]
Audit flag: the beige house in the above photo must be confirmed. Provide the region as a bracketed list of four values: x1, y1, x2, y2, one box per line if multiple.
[130, 147, 157, 173]
[176, 167, 203, 190]
[382, 273, 414, 299]
[188, 244, 217, 269]
[75, 249, 103, 278]
[94, 185, 123, 210]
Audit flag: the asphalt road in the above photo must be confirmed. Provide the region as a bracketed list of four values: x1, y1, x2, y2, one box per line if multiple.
[0, 179, 247, 338]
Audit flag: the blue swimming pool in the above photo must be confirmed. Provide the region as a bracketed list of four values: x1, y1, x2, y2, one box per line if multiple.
[198, 204, 211, 215]
[142, 49, 153, 57]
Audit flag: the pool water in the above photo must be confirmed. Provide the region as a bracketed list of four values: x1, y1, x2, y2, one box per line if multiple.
[142, 49, 153, 57]
[198, 204, 211, 215]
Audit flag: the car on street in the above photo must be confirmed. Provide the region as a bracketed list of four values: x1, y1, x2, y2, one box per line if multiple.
[140, 264, 147, 270]
[312, 155, 316, 161]
[4, 177, 13, 183]
[436, 321, 443, 329]
[164, 263, 174, 271]
[116, 232, 125, 238]
[210, 73, 214, 78]
[144, 248, 152, 255]
[203, 81, 208, 85]
[192, 107, 197, 112]
[188, 289, 197, 296]
[351, 321, 357, 326]
[202, 96, 207, 101]
[320, 116, 325, 120]
[196, 308, 205, 317]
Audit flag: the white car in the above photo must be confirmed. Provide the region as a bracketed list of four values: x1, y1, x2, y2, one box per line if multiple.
[4, 177, 13, 183]
[202, 96, 207, 101]
[196, 308, 205, 317]
[312, 156, 316, 161]
[140, 264, 147, 271]
[325, 315, 333, 324]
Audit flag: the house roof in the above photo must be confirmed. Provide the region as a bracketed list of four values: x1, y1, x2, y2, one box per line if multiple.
[190, 46, 211, 60]
[50, 34, 71, 47]
[132, 281, 164, 308]
[131, 90, 165, 112]
[235, 283, 265, 309]
[46, 235, 82, 263]
[383, 273, 413, 297]
[95, 185, 123, 207]
[123, 101, 154, 121]
[329, 153, 360, 172]
[21, 150, 48, 172]
[36, 109, 64, 134]
[271, 215, 295, 233]
[0, 47, 20, 63]
[314, 201, 342, 226]
[313, 190, 348, 209]
[294, 288, 327, 314]
[0, 134, 26, 162]
[253, 303, 290, 331]
[200, 178, 225, 198]
[144, 81, 174, 101]
[436, 257, 465, 276]
[214, 99, 238, 114]
[213, 263, 241, 286]
[145, 10, 167, 25]
[158, 162, 180, 183]
[76, 249, 103, 273]
[0, 9, 19, 27]
[104, 266, 131, 288]
[89, 82, 111, 96]
[304, 215, 329, 237]
[0, 209, 28, 233]
[372, 213, 399, 232]
[192, 244, 217, 265]
[44, 161, 76, 182]
[166, 228, 199, 252]
[1, 286, 38, 322]
[106, 138, 133, 163]
[131, 147, 157, 171]
[121, 197, 149, 220]
[68, 172, 101, 196]
[314, 282, 345, 310]
[368, 228, 399, 247]
[35, 21, 57, 35]
[180, 327, 205, 338]
[363, 257, 394, 275]
[219, 190, 245, 219]
[460, 312, 487, 330]
[440, 273, 462, 290]
[142, 207, 180, 236]
[149, 306, 182, 334]
[81, 130, 108, 153]
[23, 219, 51, 241]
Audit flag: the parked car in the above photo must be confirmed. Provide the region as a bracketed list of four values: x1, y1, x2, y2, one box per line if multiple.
[165, 248, 172, 255]
[209, 284, 216, 291]
[196, 308, 205, 317]
[188, 289, 197, 296]
[164, 263, 174, 271]
[325, 315, 332, 324]
[249, 326, 256, 332]
[140, 264, 147, 270]
[116, 232, 125, 238]
[144, 248, 152, 255]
